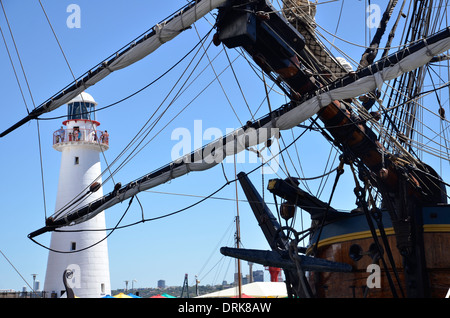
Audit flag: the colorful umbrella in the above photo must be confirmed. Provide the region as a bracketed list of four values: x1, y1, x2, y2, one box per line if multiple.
[232, 293, 253, 298]
[114, 292, 133, 298]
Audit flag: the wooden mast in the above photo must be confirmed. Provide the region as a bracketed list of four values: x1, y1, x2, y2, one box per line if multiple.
[234, 155, 242, 298]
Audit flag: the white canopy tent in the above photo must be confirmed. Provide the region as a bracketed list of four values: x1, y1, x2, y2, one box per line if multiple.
[196, 282, 288, 298]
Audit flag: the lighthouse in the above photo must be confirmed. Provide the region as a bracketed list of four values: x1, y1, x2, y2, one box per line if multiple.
[43, 92, 111, 298]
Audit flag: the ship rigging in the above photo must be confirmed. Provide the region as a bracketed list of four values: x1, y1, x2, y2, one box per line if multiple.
[1, 0, 449, 298]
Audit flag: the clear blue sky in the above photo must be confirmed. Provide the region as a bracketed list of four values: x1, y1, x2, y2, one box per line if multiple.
[0, 0, 431, 292]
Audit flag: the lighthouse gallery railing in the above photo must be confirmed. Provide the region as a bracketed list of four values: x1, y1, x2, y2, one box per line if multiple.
[53, 128, 109, 146]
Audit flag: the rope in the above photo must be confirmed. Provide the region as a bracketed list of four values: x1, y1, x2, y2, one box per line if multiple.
[311, 156, 345, 255]
[0, 0, 51, 220]
[29, 196, 135, 254]
[0, 0, 36, 108]
[49, 28, 215, 219]
[193, 24, 243, 126]
[30, 122, 310, 249]
[0, 23, 29, 113]
[38, 0, 76, 82]
[0, 248, 38, 296]
[350, 164, 400, 298]
[223, 47, 255, 121]
[287, 228, 312, 298]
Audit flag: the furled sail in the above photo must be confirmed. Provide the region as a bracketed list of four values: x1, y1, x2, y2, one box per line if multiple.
[0, 0, 227, 138]
[28, 27, 450, 238]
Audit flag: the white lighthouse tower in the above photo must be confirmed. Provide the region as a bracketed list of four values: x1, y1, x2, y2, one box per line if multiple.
[44, 92, 111, 298]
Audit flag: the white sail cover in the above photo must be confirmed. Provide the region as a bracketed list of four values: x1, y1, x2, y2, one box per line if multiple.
[49, 0, 227, 110]
[275, 34, 450, 130]
[40, 27, 450, 229]
[1, 0, 227, 137]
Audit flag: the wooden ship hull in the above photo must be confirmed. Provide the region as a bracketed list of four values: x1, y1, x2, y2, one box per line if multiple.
[307, 207, 450, 298]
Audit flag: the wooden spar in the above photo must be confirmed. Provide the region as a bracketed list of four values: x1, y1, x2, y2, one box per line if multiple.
[28, 26, 450, 238]
[220, 247, 353, 273]
[0, 0, 227, 138]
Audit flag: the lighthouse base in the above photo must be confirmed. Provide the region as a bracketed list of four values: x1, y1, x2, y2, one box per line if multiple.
[43, 213, 111, 298]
